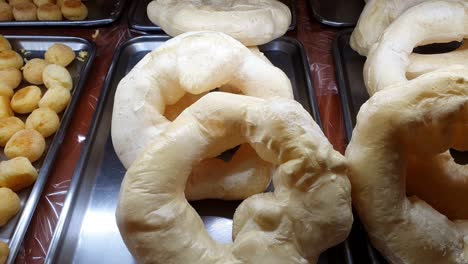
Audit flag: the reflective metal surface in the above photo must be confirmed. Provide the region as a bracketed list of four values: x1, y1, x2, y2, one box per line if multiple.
[0, 0, 126, 27]
[308, 0, 364, 27]
[129, 0, 297, 33]
[45, 36, 353, 264]
[0, 36, 96, 264]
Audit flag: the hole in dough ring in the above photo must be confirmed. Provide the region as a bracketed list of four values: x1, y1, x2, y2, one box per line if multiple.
[112, 31, 293, 201]
[146, 0, 291, 46]
[116, 92, 352, 264]
[346, 68, 468, 263]
[363, 0, 468, 95]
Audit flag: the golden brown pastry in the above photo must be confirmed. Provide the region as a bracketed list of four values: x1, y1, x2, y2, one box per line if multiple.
[37, 3, 61, 20]
[12, 2, 37, 21]
[0, 157, 37, 191]
[346, 67, 468, 263]
[0, 35, 11, 51]
[22, 58, 48, 85]
[0, 242, 9, 264]
[0, 187, 20, 227]
[33, 0, 54, 6]
[4, 129, 46, 162]
[8, 0, 32, 6]
[0, 116, 24, 146]
[25, 107, 60, 138]
[117, 92, 353, 264]
[44, 43, 75, 67]
[10, 85, 41, 114]
[0, 68, 22, 89]
[42, 64, 72, 90]
[61, 0, 87, 20]
[38, 86, 70, 113]
[0, 95, 12, 118]
[0, 50, 23, 70]
[0, 84, 13, 98]
[0, 2, 13, 21]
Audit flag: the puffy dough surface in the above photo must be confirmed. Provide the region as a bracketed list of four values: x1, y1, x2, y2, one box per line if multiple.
[112, 31, 292, 201]
[116, 92, 353, 264]
[147, 0, 291, 46]
[0, 187, 20, 227]
[346, 67, 468, 263]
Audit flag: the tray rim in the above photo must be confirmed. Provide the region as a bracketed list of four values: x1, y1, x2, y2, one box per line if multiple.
[3, 35, 96, 264]
[0, 0, 127, 27]
[128, 0, 297, 33]
[44, 35, 354, 264]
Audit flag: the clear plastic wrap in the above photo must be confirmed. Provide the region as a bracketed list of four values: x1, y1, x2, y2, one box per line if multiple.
[3, 1, 347, 263]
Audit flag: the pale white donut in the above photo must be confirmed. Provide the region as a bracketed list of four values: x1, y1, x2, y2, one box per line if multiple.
[117, 92, 352, 264]
[112, 31, 293, 201]
[364, 0, 468, 95]
[147, 0, 291, 46]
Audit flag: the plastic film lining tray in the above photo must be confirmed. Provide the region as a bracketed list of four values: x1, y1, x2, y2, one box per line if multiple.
[0, 36, 96, 264]
[45, 35, 357, 264]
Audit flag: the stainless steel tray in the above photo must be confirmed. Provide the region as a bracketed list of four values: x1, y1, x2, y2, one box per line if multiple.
[308, 0, 364, 27]
[44, 35, 359, 264]
[129, 0, 297, 33]
[0, 0, 126, 27]
[332, 29, 468, 264]
[0, 36, 96, 264]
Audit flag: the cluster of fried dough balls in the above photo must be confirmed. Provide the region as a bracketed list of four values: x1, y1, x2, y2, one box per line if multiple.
[0, 0, 88, 21]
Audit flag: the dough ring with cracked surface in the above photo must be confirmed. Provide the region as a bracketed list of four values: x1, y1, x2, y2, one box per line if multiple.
[346, 67, 468, 263]
[147, 0, 291, 46]
[112, 31, 293, 201]
[363, 0, 468, 95]
[116, 92, 353, 264]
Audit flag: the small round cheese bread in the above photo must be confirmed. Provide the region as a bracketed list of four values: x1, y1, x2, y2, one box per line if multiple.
[364, 0, 468, 94]
[0, 50, 23, 70]
[12, 2, 37, 21]
[117, 92, 352, 264]
[346, 67, 468, 263]
[33, 0, 54, 6]
[44, 43, 75, 67]
[38, 86, 70, 113]
[0, 35, 11, 51]
[0, 242, 9, 264]
[0, 157, 38, 192]
[10, 85, 42, 114]
[0, 84, 13, 98]
[5, 129, 46, 162]
[25, 107, 60, 138]
[0, 95, 13, 118]
[22, 58, 48, 85]
[0, 116, 24, 147]
[112, 31, 293, 201]
[42, 64, 73, 90]
[147, 0, 291, 46]
[0, 2, 13, 21]
[61, 0, 87, 20]
[0, 187, 20, 227]
[0, 68, 22, 89]
[37, 3, 62, 21]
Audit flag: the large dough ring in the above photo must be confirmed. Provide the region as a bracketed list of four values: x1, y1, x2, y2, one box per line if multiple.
[146, 0, 291, 46]
[112, 31, 293, 201]
[364, 0, 468, 95]
[346, 67, 468, 263]
[116, 92, 353, 264]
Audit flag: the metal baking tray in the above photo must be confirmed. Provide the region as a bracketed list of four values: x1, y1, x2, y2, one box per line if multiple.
[0, 0, 126, 27]
[308, 0, 364, 27]
[0, 36, 95, 264]
[44, 35, 362, 264]
[129, 0, 297, 33]
[333, 29, 468, 264]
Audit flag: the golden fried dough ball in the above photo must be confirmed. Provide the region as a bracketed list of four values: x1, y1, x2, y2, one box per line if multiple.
[8, 0, 32, 6]
[10, 85, 41, 114]
[12, 2, 37, 21]
[0, 2, 13, 21]
[0, 35, 11, 51]
[0, 157, 38, 192]
[22, 58, 48, 85]
[0, 68, 22, 89]
[0, 241, 9, 264]
[4, 129, 46, 162]
[44, 44, 75, 67]
[0, 95, 12, 118]
[0, 84, 13, 98]
[25, 107, 59, 138]
[0, 187, 20, 227]
[37, 3, 61, 20]
[38, 86, 70, 113]
[0, 116, 24, 146]
[33, 0, 54, 6]
[0, 50, 23, 70]
[61, 0, 87, 20]
[42, 64, 72, 90]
